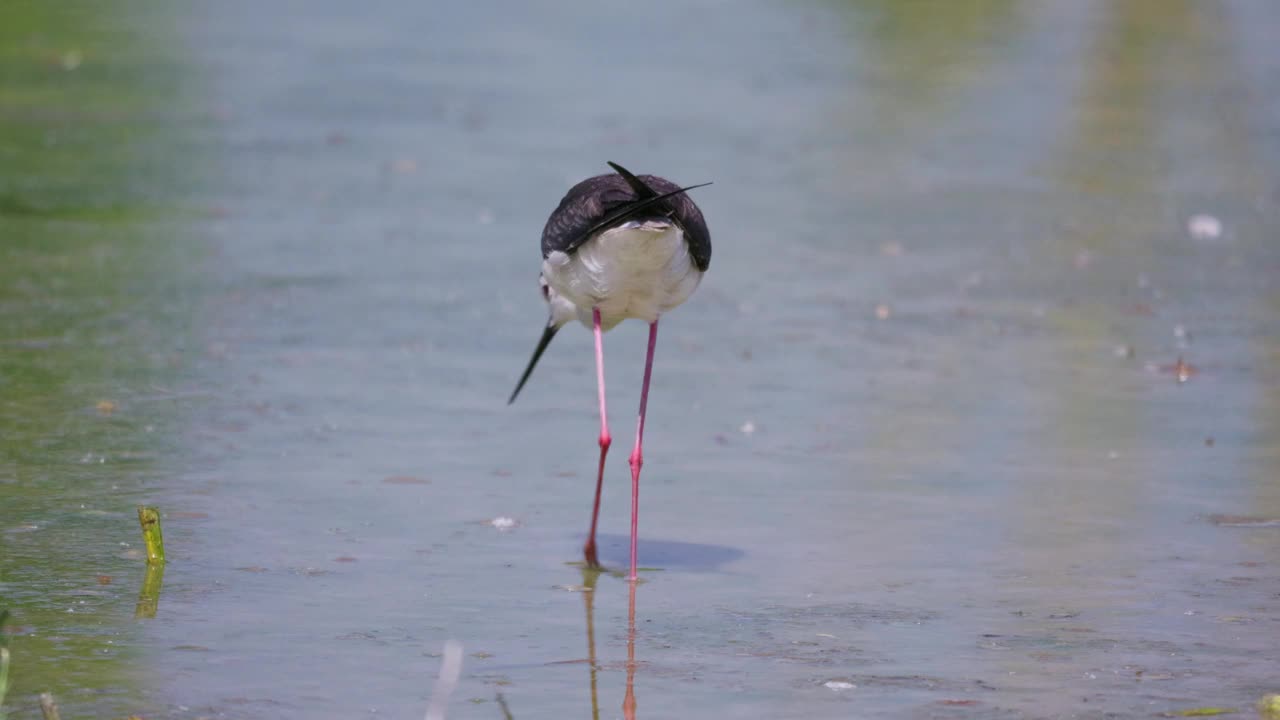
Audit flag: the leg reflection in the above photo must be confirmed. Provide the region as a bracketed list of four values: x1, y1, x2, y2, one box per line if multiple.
[581, 567, 602, 720]
[579, 567, 640, 720]
[623, 579, 638, 720]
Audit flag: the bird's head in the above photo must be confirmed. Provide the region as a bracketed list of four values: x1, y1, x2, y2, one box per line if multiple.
[540, 273, 577, 330]
[509, 274, 576, 405]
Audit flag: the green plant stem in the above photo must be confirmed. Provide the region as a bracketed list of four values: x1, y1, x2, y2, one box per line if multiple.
[137, 506, 165, 565]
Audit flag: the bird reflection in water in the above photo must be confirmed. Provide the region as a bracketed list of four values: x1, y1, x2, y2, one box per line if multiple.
[578, 568, 640, 720]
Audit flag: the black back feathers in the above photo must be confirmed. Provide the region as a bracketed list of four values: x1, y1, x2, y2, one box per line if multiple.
[540, 162, 712, 272]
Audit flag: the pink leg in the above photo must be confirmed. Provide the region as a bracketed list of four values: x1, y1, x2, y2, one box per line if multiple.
[583, 307, 609, 569]
[627, 319, 659, 581]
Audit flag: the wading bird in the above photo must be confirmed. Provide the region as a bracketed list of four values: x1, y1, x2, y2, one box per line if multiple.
[508, 162, 711, 581]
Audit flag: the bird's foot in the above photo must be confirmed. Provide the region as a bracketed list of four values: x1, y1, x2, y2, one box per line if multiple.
[583, 540, 601, 570]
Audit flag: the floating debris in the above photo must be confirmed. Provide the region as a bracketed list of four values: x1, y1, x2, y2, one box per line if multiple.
[490, 517, 518, 531]
[383, 475, 430, 485]
[1208, 515, 1280, 528]
[739, 421, 756, 435]
[824, 680, 856, 691]
[1167, 707, 1235, 717]
[389, 157, 418, 174]
[1173, 356, 1195, 382]
[1148, 356, 1197, 383]
[40, 691, 62, 720]
[60, 50, 82, 71]
[1, 617, 9, 713]
[1186, 214, 1223, 241]
[552, 584, 593, 593]
[1174, 324, 1192, 349]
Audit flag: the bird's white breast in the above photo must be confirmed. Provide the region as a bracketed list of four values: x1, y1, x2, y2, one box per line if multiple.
[543, 221, 702, 330]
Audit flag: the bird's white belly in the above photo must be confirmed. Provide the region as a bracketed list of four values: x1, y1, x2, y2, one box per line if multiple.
[543, 222, 702, 330]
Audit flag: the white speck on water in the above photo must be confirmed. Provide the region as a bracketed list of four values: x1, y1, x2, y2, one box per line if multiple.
[739, 421, 756, 435]
[1187, 214, 1222, 241]
[490, 517, 518, 531]
[824, 680, 855, 691]
[1174, 324, 1192, 350]
[61, 50, 83, 70]
[553, 584, 593, 593]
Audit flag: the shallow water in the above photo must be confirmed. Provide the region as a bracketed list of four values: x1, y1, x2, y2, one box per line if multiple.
[3, 0, 1279, 718]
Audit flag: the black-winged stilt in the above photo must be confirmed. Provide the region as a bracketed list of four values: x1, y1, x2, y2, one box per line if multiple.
[508, 161, 712, 582]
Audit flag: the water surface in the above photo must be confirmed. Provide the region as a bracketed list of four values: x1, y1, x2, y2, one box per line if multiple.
[2, 1, 1279, 718]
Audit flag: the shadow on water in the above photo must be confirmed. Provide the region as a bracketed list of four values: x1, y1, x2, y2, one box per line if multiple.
[588, 533, 744, 573]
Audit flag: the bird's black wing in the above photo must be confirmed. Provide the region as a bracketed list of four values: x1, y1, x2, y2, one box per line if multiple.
[541, 174, 636, 259]
[541, 165, 712, 272]
[637, 173, 711, 272]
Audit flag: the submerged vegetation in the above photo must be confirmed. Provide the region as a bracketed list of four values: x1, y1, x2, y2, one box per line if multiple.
[1, 1, 195, 716]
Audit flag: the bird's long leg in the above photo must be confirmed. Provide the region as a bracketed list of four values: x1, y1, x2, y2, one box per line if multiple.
[627, 319, 659, 582]
[583, 307, 609, 569]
